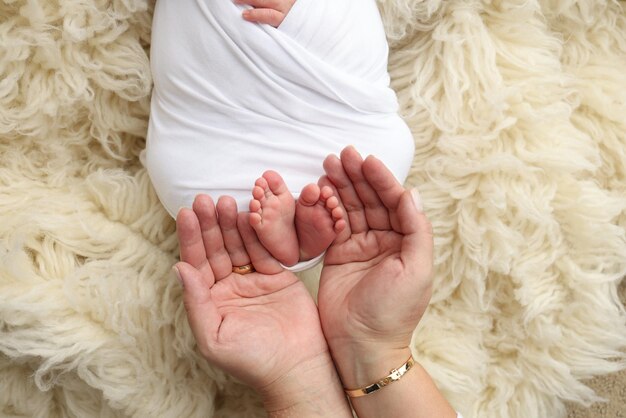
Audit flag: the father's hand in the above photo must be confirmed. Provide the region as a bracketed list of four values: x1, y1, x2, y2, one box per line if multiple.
[173, 194, 351, 416]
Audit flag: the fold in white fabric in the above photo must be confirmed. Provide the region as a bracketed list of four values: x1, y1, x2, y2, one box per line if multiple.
[145, 0, 415, 217]
[280, 251, 324, 273]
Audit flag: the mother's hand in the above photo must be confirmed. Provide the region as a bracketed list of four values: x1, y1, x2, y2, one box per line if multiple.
[317, 146, 435, 389]
[173, 195, 332, 403]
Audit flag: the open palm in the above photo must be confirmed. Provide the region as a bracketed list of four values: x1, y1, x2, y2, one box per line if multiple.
[174, 195, 328, 391]
[317, 147, 434, 359]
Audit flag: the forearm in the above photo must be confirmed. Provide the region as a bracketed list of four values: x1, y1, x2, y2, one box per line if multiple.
[260, 351, 353, 418]
[331, 346, 457, 418]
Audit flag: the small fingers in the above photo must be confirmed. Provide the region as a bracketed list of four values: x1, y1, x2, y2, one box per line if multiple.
[241, 8, 284, 27]
[216, 196, 251, 271]
[235, 0, 287, 11]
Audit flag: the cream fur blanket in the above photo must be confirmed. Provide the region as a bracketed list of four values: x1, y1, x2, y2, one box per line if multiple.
[1, 1, 625, 417]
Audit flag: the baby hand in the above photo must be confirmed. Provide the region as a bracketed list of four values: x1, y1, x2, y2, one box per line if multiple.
[235, 0, 297, 28]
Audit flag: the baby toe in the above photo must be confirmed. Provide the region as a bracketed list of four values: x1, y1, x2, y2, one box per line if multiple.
[252, 185, 267, 201]
[298, 184, 320, 206]
[249, 199, 262, 213]
[263, 170, 289, 196]
[320, 185, 334, 200]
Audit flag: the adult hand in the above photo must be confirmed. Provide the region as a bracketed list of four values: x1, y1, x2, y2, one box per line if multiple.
[316, 147, 457, 418]
[173, 194, 351, 416]
[317, 146, 434, 388]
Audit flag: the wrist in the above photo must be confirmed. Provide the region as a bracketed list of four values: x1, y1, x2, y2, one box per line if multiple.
[259, 351, 352, 417]
[328, 341, 413, 390]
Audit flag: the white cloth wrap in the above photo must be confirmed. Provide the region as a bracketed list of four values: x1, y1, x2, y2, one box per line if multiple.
[145, 0, 415, 216]
[280, 251, 325, 273]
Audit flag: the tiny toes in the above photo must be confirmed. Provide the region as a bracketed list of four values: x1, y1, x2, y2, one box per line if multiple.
[249, 212, 262, 227]
[299, 184, 320, 207]
[254, 177, 270, 197]
[255, 176, 268, 188]
[326, 196, 339, 210]
[331, 206, 343, 221]
[252, 185, 266, 201]
[320, 185, 334, 200]
[334, 219, 347, 232]
[263, 170, 289, 196]
[250, 199, 261, 213]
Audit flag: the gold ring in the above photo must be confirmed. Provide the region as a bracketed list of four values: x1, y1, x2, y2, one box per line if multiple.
[232, 263, 255, 275]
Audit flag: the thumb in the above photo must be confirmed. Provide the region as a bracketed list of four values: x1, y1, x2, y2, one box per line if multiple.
[396, 189, 434, 286]
[173, 263, 221, 355]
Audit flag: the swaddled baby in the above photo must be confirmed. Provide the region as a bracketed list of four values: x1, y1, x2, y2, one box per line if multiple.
[144, 0, 414, 270]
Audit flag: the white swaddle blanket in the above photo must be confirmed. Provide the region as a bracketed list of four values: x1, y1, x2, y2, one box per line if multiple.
[144, 0, 415, 218]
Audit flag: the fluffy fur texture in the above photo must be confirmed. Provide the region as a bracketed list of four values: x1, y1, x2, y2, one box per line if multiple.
[0, 0, 625, 417]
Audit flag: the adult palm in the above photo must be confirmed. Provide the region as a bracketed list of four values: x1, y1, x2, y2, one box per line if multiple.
[317, 147, 435, 368]
[174, 195, 328, 392]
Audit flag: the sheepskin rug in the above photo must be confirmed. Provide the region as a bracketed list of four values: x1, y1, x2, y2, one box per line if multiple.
[1, 0, 625, 417]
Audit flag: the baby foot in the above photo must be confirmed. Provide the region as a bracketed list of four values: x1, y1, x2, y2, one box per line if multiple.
[296, 184, 346, 261]
[249, 170, 299, 266]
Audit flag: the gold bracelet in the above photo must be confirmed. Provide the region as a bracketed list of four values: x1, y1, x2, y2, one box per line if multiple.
[344, 355, 415, 398]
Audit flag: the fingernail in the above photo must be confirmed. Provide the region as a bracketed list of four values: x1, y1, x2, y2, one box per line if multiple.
[411, 188, 424, 212]
[171, 266, 184, 288]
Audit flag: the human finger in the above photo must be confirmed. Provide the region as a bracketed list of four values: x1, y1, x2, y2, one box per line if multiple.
[235, 0, 289, 12]
[241, 8, 284, 27]
[176, 207, 216, 288]
[236, 212, 284, 275]
[340, 146, 391, 231]
[192, 194, 233, 281]
[173, 263, 221, 358]
[216, 196, 251, 271]
[396, 189, 433, 287]
[361, 154, 407, 233]
[323, 153, 368, 234]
